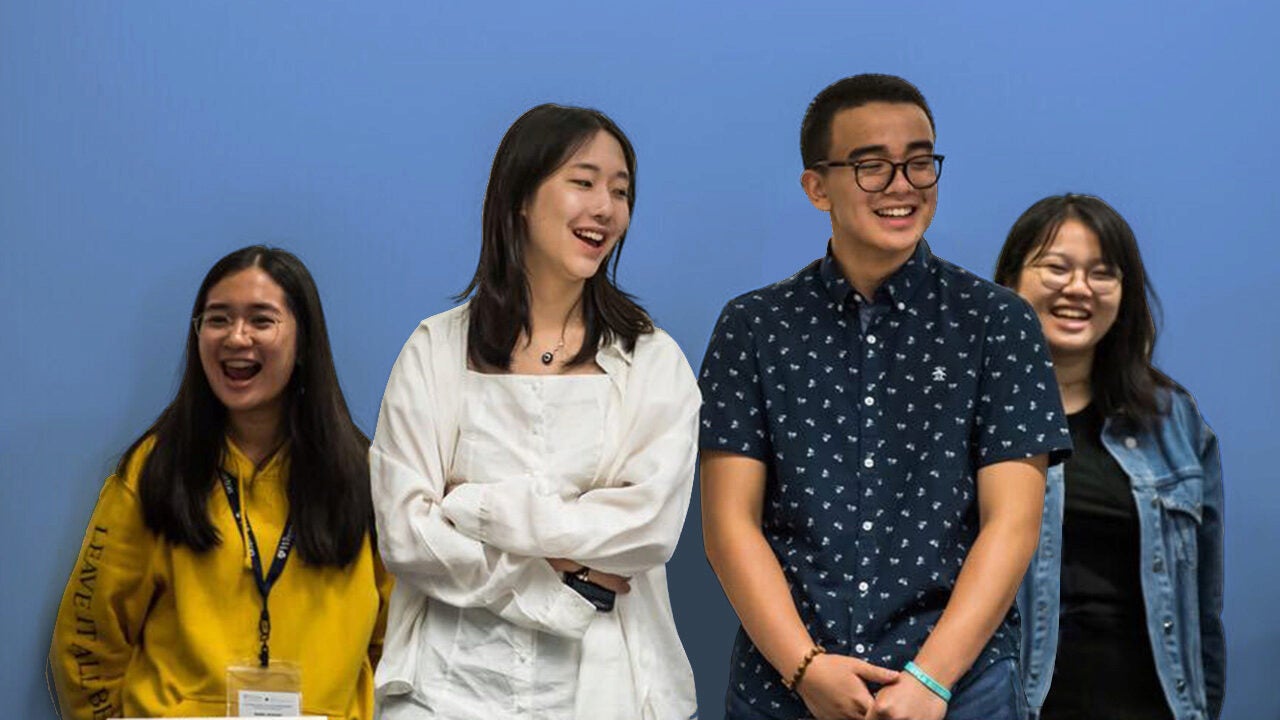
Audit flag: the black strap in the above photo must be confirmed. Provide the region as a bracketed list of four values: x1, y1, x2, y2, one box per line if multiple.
[219, 469, 295, 668]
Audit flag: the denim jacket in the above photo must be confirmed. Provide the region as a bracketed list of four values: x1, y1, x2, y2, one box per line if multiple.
[1017, 389, 1225, 720]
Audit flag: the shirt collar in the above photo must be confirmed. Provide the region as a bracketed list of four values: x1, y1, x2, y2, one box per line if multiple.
[818, 239, 934, 308]
[594, 330, 635, 394]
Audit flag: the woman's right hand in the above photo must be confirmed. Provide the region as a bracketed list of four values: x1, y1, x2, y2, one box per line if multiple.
[546, 558, 631, 594]
[795, 653, 899, 720]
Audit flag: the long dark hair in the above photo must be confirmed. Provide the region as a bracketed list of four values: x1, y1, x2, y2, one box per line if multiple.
[993, 193, 1176, 425]
[458, 103, 653, 370]
[119, 246, 372, 567]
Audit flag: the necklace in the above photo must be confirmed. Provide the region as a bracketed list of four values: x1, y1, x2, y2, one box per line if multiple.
[539, 297, 581, 366]
[540, 337, 565, 365]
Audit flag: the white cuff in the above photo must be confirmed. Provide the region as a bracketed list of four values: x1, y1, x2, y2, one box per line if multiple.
[440, 482, 487, 541]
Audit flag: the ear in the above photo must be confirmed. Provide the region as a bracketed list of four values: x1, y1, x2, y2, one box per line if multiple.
[800, 169, 832, 212]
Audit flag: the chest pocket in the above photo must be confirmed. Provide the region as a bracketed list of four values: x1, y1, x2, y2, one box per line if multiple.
[1154, 474, 1203, 566]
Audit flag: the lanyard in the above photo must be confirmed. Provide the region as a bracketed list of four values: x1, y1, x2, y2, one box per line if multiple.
[219, 469, 295, 668]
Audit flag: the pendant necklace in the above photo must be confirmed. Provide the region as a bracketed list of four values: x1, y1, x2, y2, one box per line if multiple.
[539, 297, 581, 366]
[540, 338, 565, 366]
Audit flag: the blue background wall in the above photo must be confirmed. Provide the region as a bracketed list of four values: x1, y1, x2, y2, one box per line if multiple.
[3, 2, 1276, 717]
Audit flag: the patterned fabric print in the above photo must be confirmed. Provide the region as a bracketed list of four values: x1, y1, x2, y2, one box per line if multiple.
[699, 241, 1071, 719]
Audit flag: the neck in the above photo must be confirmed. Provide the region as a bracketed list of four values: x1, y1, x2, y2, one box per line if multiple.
[228, 405, 285, 466]
[527, 271, 585, 335]
[830, 236, 917, 300]
[1052, 349, 1094, 414]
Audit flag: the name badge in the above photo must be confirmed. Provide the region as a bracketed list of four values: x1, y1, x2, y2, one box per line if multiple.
[227, 660, 302, 717]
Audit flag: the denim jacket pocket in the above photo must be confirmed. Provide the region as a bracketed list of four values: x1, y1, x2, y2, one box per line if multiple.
[1155, 475, 1203, 566]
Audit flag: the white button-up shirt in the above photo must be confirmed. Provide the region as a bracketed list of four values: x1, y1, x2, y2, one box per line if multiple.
[371, 304, 699, 720]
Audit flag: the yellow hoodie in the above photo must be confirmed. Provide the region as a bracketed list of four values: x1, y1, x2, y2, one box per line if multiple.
[50, 437, 392, 720]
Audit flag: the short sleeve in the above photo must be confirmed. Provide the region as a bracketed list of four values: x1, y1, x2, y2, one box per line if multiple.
[973, 293, 1072, 468]
[698, 299, 771, 461]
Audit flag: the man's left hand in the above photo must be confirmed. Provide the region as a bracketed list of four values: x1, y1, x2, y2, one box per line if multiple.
[867, 675, 947, 720]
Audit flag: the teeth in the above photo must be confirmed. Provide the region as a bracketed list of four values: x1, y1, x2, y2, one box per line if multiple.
[575, 229, 604, 242]
[1053, 308, 1090, 319]
[876, 207, 913, 217]
[224, 360, 257, 369]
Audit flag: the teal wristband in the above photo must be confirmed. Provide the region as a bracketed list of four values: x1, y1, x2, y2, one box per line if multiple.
[903, 661, 952, 703]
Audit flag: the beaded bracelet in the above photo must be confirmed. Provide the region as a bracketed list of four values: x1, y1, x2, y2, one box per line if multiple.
[782, 646, 826, 691]
[903, 661, 952, 703]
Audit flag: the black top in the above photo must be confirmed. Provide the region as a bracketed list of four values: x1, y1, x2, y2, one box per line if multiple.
[1059, 402, 1145, 619]
[698, 240, 1072, 718]
[1043, 402, 1172, 720]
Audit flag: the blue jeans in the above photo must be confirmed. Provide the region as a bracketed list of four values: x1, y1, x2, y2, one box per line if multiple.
[945, 658, 1025, 720]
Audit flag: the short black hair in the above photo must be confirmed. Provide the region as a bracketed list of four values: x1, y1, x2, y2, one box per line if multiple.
[800, 74, 935, 169]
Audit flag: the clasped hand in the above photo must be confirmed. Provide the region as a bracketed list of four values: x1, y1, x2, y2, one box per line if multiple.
[796, 653, 946, 720]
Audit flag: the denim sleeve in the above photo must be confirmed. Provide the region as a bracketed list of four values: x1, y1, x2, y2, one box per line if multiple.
[698, 299, 771, 461]
[1196, 415, 1226, 720]
[973, 293, 1073, 468]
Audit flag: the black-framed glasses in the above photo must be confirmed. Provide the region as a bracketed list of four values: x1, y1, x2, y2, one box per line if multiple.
[810, 153, 945, 193]
[1025, 261, 1123, 295]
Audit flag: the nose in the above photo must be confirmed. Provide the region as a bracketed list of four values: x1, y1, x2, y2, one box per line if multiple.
[884, 162, 914, 194]
[1061, 269, 1094, 296]
[225, 318, 254, 346]
[589, 186, 614, 220]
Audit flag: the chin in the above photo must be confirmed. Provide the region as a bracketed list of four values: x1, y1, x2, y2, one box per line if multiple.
[865, 232, 922, 256]
[565, 260, 607, 282]
[1048, 337, 1100, 358]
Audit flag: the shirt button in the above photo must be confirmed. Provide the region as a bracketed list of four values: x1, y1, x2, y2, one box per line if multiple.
[1163, 619, 1175, 635]
[1125, 437, 1138, 449]
[866, 334, 878, 345]
[854, 643, 866, 654]
[858, 581, 870, 593]
[1153, 557, 1165, 573]
[863, 457, 875, 469]
[1176, 679, 1187, 693]
[863, 396, 875, 407]
[862, 521, 874, 532]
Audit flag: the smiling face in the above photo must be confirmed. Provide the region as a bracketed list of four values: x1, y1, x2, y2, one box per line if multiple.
[522, 129, 631, 286]
[1014, 218, 1122, 363]
[802, 101, 938, 265]
[196, 266, 297, 428]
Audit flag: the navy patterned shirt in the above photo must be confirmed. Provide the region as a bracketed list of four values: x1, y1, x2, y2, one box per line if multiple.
[699, 241, 1071, 719]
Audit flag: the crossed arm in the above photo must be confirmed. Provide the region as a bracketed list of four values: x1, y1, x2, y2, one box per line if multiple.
[372, 326, 698, 634]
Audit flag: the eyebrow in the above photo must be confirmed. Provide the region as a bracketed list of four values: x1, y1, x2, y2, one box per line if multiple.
[1033, 250, 1111, 265]
[846, 140, 935, 160]
[569, 162, 631, 181]
[203, 301, 285, 313]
